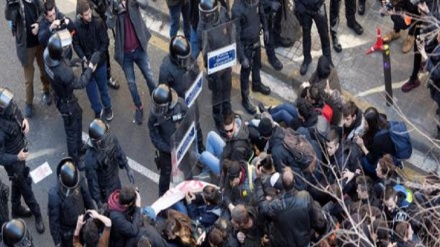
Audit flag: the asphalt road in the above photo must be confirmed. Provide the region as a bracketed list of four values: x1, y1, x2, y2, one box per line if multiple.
[0, 2, 290, 245]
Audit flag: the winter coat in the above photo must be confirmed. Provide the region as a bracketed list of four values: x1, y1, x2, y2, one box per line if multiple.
[113, 0, 151, 66]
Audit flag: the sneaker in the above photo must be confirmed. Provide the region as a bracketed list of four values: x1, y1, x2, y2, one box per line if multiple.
[42, 92, 52, 106]
[101, 107, 114, 121]
[107, 77, 120, 89]
[383, 30, 400, 43]
[401, 79, 421, 93]
[134, 107, 144, 125]
[24, 104, 32, 118]
[402, 35, 415, 53]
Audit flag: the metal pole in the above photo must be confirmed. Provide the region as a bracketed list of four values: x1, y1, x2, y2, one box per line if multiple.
[383, 44, 393, 106]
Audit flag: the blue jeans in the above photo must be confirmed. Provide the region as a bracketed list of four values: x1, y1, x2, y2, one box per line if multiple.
[199, 131, 225, 175]
[168, 1, 190, 39]
[269, 102, 298, 125]
[190, 26, 199, 59]
[86, 62, 111, 116]
[122, 47, 156, 107]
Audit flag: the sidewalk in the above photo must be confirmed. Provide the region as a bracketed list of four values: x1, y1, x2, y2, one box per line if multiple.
[144, 0, 439, 174]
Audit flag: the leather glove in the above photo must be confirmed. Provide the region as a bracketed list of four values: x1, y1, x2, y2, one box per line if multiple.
[89, 52, 101, 67]
[264, 31, 270, 43]
[127, 168, 135, 184]
[241, 58, 250, 69]
[270, 1, 281, 12]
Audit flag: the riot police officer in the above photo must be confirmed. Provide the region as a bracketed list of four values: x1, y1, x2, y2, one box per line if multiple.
[148, 84, 188, 196]
[85, 118, 135, 207]
[197, 0, 233, 133]
[44, 30, 99, 168]
[0, 88, 45, 234]
[159, 35, 205, 152]
[232, 0, 271, 115]
[1, 219, 34, 247]
[48, 157, 95, 247]
[262, 0, 284, 70]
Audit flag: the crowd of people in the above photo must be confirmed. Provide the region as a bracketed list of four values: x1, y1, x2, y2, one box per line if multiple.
[1, 0, 440, 246]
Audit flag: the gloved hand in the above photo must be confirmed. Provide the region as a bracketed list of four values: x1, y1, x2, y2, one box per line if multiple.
[89, 52, 101, 66]
[127, 169, 135, 184]
[264, 31, 270, 43]
[241, 58, 250, 69]
[70, 57, 82, 68]
[270, 1, 281, 12]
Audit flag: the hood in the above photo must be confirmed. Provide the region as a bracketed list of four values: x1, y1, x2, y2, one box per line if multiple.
[108, 190, 126, 212]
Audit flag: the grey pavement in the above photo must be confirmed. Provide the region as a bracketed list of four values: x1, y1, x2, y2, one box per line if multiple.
[146, 0, 440, 174]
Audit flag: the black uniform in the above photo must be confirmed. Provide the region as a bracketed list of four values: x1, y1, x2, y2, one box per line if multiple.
[44, 56, 93, 168]
[329, 0, 362, 50]
[48, 177, 95, 247]
[262, 0, 283, 68]
[148, 98, 188, 196]
[295, 0, 331, 67]
[159, 55, 205, 152]
[0, 102, 43, 221]
[197, 6, 232, 130]
[84, 134, 129, 205]
[232, 0, 270, 111]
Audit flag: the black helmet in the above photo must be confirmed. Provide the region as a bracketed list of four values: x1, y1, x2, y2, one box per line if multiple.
[170, 35, 191, 68]
[199, 0, 219, 24]
[88, 119, 109, 150]
[151, 84, 178, 116]
[56, 157, 79, 196]
[0, 88, 13, 115]
[44, 29, 72, 67]
[2, 219, 32, 247]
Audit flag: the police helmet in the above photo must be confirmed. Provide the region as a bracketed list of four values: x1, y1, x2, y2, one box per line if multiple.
[199, 0, 220, 24]
[44, 29, 72, 67]
[170, 35, 191, 68]
[56, 157, 80, 196]
[88, 119, 109, 150]
[0, 88, 14, 115]
[2, 219, 32, 247]
[151, 84, 178, 116]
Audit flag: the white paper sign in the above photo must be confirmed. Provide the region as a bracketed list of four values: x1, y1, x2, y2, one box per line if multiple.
[30, 162, 53, 184]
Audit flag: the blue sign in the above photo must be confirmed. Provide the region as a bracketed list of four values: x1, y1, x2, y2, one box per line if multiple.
[207, 43, 237, 74]
[185, 72, 203, 108]
[176, 122, 196, 166]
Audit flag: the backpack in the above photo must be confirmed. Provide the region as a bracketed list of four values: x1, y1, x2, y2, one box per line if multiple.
[377, 121, 412, 160]
[282, 128, 317, 173]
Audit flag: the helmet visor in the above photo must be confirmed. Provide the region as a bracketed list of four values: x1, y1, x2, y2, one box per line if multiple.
[199, 5, 219, 24]
[57, 29, 72, 58]
[152, 101, 169, 116]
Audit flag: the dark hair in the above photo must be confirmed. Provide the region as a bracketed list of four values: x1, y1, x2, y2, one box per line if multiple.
[395, 221, 410, 242]
[342, 100, 358, 117]
[356, 176, 373, 193]
[223, 110, 235, 126]
[359, 205, 381, 224]
[77, 0, 91, 15]
[377, 154, 395, 179]
[296, 98, 314, 121]
[119, 186, 136, 205]
[83, 220, 99, 246]
[44, 0, 55, 15]
[137, 236, 151, 247]
[207, 227, 228, 247]
[259, 154, 274, 171]
[371, 219, 391, 244]
[202, 185, 221, 205]
[383, 186, 397, 201]
[363, 107, 388, 148]
[307, 85, 323, 105]
[326, 127, 340, 144]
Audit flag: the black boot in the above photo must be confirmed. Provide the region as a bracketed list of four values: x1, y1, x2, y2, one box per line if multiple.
[268, 55, 283, 71]
[12, 205, 32, 218]
[332, 35, 342, 53]
[252, 82, 271, 95]
[35, 216, 45, 234]
[242, 98, 257, 115]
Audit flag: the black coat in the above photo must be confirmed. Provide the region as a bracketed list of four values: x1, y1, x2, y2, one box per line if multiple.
[109, 207, 142, 247]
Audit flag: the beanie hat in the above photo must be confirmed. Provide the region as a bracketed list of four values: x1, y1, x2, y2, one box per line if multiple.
[317, 56, 331, 79]
[258, 117, 273, 138]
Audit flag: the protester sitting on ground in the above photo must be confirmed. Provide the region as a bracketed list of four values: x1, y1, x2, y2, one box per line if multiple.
[355, 107, 395, 178]
[246, 113, 277, 154]
[125, 214, 168, 247]
[375, 154, 401, 198]
[370, 219, 393, 247]
[341, 100, 365, 141]
[201, 218, 239, 247]
[186, 185, 222, 228]
[73, 209, 111, 247]
[159, 209, 196, 246]
[354, 176, 382, 209]
[230, 205, 267, 247]
[394, 221, 420, 246]
[301, 85, 334, 124]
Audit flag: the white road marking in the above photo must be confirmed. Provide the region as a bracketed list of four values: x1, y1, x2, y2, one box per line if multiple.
[82, 132, 160, 184]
